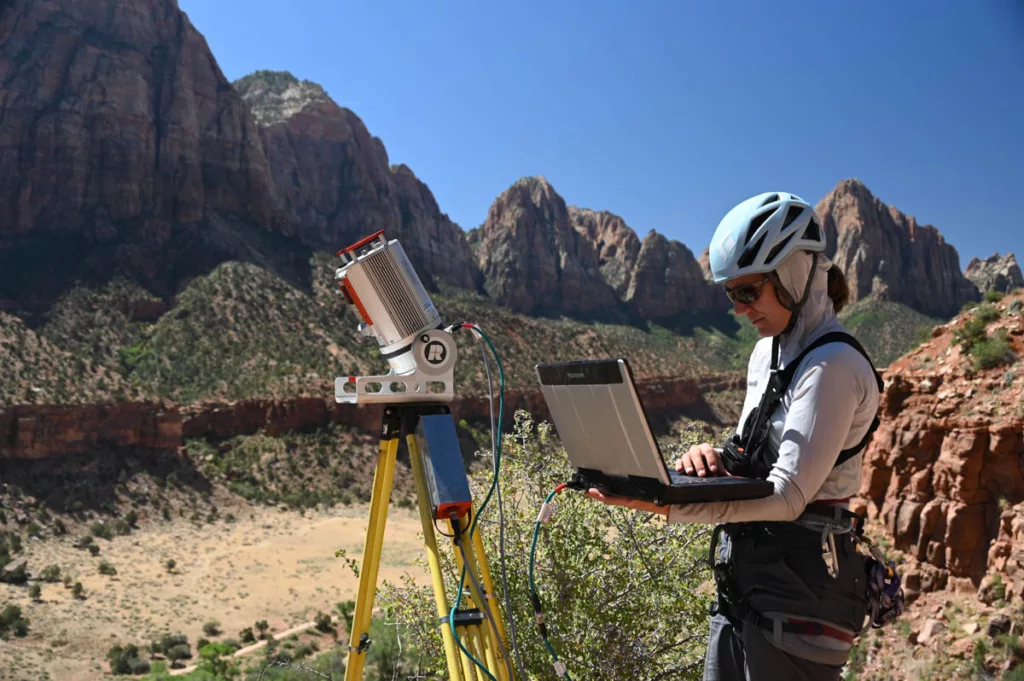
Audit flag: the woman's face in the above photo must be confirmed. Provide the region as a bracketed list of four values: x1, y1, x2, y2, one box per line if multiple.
[724, 273, 793, 337]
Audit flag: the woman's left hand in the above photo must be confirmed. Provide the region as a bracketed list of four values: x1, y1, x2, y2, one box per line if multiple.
[584, 488, 669, 516]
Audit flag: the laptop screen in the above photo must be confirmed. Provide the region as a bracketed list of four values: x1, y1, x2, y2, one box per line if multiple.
[535, 359, 671, 484]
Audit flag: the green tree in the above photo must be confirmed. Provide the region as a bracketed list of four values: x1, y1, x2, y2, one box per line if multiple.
[377, 409, 713, 681]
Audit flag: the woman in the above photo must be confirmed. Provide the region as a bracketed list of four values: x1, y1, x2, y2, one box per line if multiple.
[586, 191, 891, 680]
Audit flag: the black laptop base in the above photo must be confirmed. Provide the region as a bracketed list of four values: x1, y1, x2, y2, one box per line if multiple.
[569, 468, 774, 506]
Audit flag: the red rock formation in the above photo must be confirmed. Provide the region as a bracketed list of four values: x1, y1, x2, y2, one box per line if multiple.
[855, 291, 1024, 599]
[0, 373, 743, 459]
[0, 403, 182, 460]
[568, 207, 641, 298]
[816, 179, 980, 318]
[626, 231, 729, 317]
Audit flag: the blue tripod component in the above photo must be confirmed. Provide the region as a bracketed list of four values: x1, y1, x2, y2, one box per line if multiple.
[415, 413, 473, 520]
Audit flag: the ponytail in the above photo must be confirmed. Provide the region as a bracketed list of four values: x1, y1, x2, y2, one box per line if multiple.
[827, 264, 849, 313]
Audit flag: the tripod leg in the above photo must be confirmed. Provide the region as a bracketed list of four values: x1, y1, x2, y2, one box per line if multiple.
[344, 415, 401, 681]
[467, 627, 490, 681]
[455, 625, 479, 681]
[470, 523, 513, 681]
[454, 522, 508, 681]
[406, 430, 466, 681]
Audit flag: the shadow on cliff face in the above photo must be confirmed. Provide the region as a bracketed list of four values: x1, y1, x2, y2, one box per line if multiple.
[0, 447, 214, 523]
[0, 215, 315, 325]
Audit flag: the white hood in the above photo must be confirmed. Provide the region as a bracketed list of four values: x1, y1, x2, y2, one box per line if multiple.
[773, 250, 840, 366]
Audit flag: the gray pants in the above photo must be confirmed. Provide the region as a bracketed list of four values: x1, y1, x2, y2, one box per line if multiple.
[703, 613, 845, 681]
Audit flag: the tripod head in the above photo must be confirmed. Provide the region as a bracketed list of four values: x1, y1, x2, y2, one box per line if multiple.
[333, 230, 457, 404]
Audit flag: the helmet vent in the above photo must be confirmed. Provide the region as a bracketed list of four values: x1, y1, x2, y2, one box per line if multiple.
[803, 218, 822, 242]
[744, 210, 772, 245]
[760, 194, 780, 208]
[765, 233, 796, 266]
[781, 205, 804, 229]
[738, 233, 766, 268]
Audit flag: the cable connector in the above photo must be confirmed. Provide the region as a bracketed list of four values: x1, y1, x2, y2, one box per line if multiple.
[537, 501, 555, 524]
[553, 661, 568, 678]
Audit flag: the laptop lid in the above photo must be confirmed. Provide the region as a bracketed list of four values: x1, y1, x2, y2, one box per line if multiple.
[535, 358, 671, 485]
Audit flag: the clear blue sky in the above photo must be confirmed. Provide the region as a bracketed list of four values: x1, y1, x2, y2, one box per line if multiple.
[180, 0, 1024, 269]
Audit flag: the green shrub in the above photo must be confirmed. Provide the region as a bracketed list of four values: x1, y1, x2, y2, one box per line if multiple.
[98, 561, 117, 576]
[107, 643, 150, 675]
[962, 300, 979, 313]
[166, 643, 192, 662]
[954, 317, 988, 351]
[90, 521, 115, 540]
[314, 611, 333, 633]
[377, 409, 712, 681]
[971, 329, 1017, 370]
[975, 303, 1001, 324]
[202, 620, 221, 637]
[40, 565, 61, 582]
[985, 290, 1005, 303]
[0, 605, 30, 639]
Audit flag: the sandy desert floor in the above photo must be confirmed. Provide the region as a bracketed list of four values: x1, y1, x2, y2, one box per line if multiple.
[0, 503, 429, 681]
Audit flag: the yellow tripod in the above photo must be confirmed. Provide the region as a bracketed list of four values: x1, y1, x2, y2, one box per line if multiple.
[345, 403, 516, 681]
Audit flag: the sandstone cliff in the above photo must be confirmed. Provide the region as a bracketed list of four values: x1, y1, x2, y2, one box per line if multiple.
[0, 372, 743, 459]
[0, 0, 307, 317]
[855, 291, 1024, 601]
[235, 70, 480, 291]
[816, 179, 980, 318]
[965, 253, 1024, 295]
[469, 177, 726, 319]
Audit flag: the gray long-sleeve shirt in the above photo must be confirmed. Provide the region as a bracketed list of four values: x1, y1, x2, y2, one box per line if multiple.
[667, 307, 881, 526]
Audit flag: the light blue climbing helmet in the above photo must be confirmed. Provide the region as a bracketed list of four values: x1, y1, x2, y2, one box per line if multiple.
[708, 192, 826, 283]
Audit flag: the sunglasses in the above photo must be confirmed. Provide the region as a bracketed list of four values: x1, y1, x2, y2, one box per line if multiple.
[725, 277, 770, 305]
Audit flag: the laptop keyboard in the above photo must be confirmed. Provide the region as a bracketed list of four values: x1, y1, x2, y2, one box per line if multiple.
[668, 470, 721, 484]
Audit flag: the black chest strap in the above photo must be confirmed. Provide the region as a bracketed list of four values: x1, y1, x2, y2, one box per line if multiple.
[743, 332, 885, 470]
[774, 329, 880, 464]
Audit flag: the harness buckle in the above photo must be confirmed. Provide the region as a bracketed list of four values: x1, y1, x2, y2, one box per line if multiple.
[820, 525, 839, 579]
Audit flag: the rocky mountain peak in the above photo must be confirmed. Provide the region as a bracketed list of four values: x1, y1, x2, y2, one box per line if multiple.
[233, 70, 333, 126]
[233, 69, 479, 291]
[816, 180, 980, 318]
[470, 177, 620, 318]
[965, 253, 1023, 294]
[471, 177, 726, 319]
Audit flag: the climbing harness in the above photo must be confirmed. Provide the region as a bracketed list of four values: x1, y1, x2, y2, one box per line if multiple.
[711, 331, 905, 635]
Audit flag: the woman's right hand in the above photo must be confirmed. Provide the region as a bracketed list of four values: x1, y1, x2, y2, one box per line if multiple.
[675, 443, 720, 477]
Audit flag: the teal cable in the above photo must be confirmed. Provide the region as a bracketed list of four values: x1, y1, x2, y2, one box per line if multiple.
[447, 324, 504, 681]
[528, 486, 573, 680]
